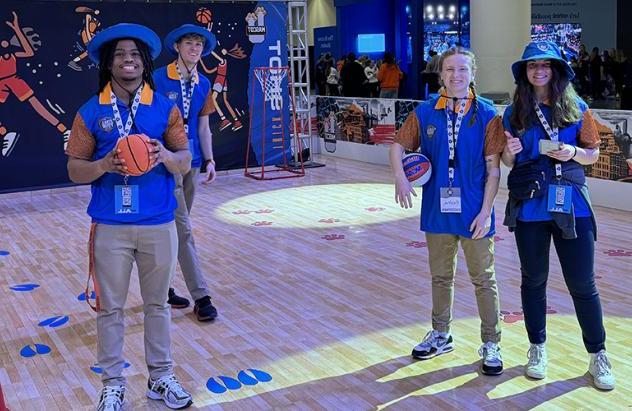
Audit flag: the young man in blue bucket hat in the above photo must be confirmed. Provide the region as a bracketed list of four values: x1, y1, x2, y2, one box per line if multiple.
[66, 23, 194, 410]
[154, 24, 220, 322]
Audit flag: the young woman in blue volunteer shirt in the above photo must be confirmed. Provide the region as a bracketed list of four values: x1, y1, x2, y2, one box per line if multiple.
[501, 41, 615, 390]
[389, 47, 506, 375]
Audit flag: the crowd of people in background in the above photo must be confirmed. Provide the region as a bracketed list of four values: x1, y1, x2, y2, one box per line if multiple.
[314, 44, 632, 110]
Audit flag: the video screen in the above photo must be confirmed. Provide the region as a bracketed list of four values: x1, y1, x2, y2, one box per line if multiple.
[531, 23, 582, 59]
[357, 33, 385, 54]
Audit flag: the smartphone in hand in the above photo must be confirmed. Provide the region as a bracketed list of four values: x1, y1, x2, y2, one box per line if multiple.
[539, 139, 562, 154]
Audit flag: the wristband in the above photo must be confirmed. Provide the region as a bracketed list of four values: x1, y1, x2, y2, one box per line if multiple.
[204, 159, 215, 168]
[571, 146, 577, 159]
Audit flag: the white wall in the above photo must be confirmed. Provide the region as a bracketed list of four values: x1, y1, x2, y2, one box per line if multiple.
[471, 0, 531, 97]
[307, 0, 336, 46]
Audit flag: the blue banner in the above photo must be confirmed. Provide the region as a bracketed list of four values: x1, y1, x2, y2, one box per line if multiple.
[314, 26, 338, 60]
[247, 2, 291, 168]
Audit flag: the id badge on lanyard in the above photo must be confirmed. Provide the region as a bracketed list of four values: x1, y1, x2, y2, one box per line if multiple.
[440, 98, 467, 214]
[111, 85, 142, 214]
[535, 104, 572, 214]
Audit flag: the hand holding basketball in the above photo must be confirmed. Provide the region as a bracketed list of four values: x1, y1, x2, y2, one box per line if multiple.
[148, 138, 172, 168]
[99, 147, 128, 175]
[115, 134, 153, 176]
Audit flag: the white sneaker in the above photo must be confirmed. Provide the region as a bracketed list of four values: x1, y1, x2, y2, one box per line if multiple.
[147, 373, 193, 409]
[96, 385, 125, 411]
[2, 132, 19, 157]
[589, 350, 615, 390]
[411, 329, 454, 360]
[479, 341, 503, 375]
[526, 343, 547, 379]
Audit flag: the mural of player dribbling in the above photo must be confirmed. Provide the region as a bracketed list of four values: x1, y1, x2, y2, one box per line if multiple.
[67, 6, 101, 72]
[200, 43, 246, 132]
[0, 11, 70, 156]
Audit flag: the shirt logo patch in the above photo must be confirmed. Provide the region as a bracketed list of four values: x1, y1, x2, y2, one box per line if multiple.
[98, 117, 114, 133]
[426, 124, 437, 138]
[167, 91, 179, 101]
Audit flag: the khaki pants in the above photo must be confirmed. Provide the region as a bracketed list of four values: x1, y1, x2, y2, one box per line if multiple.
[174, 167, 210, 301]
[426, 233, 501, 343]
[94, 222, 177, 386]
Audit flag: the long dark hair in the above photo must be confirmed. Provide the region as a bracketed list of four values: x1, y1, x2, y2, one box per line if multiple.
[438, 46, 479, 126]
[509, 59, 581, 132]
[97, 38, 156, 94]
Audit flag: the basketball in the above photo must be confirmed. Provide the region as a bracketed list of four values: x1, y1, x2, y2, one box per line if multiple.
[115, 134, 152, 176]
[196, 8, 213, 25]
[402, 153, 432, 185]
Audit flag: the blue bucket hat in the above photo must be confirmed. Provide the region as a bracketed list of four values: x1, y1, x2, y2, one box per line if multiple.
[164, 24, 217, 57]
[87, 23, 161, 64]
[511, 41, 575, 81]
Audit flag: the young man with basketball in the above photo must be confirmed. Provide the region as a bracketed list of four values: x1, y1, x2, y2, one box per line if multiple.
[154, 24, 219, 321]
[66, 23, 194, 410]
[389, 47, 506, 375]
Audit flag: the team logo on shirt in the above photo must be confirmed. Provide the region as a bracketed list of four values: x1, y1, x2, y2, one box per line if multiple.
[426, 124, 436, 138]
[167, 91, 179, 102]
[98, 116, 114, 132]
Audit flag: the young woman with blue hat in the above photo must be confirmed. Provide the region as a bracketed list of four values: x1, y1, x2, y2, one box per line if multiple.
[501, 40, 615, 390]
[65, 23, 195, 410]
[154, 24, 220, 322]
[390, 47, 506, 375]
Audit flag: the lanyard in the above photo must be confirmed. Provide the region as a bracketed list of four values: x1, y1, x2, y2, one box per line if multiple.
[110, 84, 143, 139]
[534, 104, 562, 179]
[445, 98, 468, 188]
[175, 63, 196, 134]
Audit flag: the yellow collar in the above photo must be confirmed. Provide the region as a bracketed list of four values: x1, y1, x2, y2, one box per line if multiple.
[99, 82, 153, 105]
[434, 87, 474, 114]
[167, 61, 199, 84]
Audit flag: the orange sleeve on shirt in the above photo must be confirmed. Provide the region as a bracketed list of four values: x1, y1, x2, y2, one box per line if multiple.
[199, 90, 216, 116]
[579, 109, 601, 149]
[484, 116, 507, 156]
[164, 106, 189, 151]
[393, 112, 421, 151]
[65, 113, 96, 160]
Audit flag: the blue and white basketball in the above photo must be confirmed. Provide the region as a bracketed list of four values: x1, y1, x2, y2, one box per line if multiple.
[402, 153, 432, 185]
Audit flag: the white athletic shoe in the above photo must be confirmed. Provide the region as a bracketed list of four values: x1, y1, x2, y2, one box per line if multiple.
[2, 132, 19, 157]
[411, 329, 454, 360]
[96, 385, 125, 411]
[147, 373, 193, 409]
[479, 341, 503, 375]
[525, 343, 547, 379]
[589, 350, 615, 390]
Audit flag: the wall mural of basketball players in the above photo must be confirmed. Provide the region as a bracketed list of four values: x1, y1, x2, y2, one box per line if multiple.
[196, 6, 248, 133]
[67, 6, 101, 72]
[0, 11, 70, 157]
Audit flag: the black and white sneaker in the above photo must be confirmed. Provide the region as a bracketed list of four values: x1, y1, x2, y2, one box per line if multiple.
[479, 342, 503, 375]
[412, 330, 454, 360]
[96, 385, 125, 411]
[147, 374, 193, 409]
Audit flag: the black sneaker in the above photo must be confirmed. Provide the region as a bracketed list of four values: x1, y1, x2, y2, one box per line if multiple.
[412, 330, 455, 360]
[167, 288, 190, 309]
[194, 296, 218, 321]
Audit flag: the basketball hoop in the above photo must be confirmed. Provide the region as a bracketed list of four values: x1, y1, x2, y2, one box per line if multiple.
[245, 66, 305, 180]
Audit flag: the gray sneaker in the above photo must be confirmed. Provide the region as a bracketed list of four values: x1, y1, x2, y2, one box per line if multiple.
[589, 350, 615, 390]
[147, 373, 193, 409]
[96, 385, 125, 411]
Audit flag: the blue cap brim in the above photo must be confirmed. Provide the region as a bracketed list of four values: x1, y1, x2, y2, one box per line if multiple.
[164, 24, 217, 57]
[87, 23, 161, 64]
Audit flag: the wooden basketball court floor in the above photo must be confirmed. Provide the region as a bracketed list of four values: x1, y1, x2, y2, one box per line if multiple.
[0, 155, 630, 410]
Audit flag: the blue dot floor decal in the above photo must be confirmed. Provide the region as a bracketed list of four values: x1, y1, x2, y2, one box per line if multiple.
[206, 369, 272, 394]
[77, 291, 96, 301]
[38, 316, 70, 328]
[9, 283, 40, 292]
[20, 344, 51, 358]
[0, 250, 9, 256]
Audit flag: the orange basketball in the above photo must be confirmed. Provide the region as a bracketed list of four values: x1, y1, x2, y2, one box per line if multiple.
[196, 8, 212, 24]
[115, 134, 152, 176]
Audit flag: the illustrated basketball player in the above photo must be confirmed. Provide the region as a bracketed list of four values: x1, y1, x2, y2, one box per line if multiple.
[67, 6, 101, 72]
[1, 12, 70, 156]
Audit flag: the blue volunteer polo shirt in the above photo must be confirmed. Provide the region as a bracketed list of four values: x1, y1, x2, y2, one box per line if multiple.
[398, 93, 504, 238]
[65, 82, 188, 225]
[502, 97, 600, 222]
[154, 62, 214, 168]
